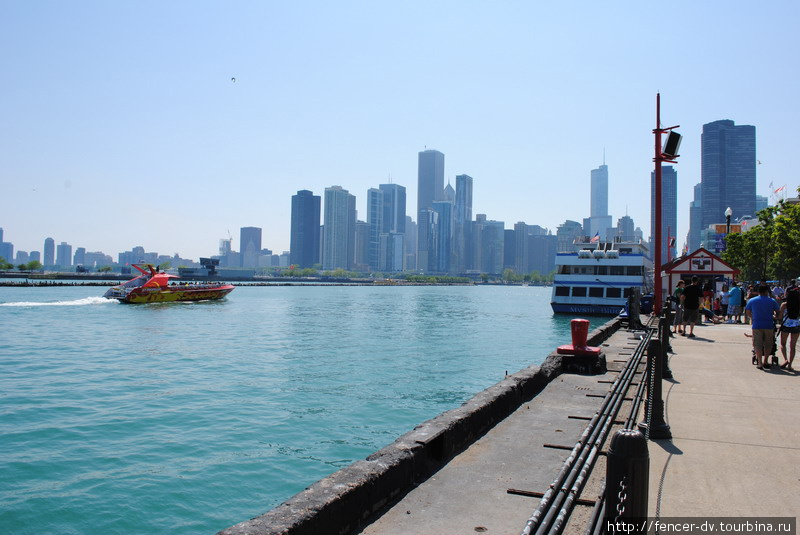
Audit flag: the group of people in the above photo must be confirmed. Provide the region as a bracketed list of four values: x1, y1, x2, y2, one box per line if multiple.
[670, 277, 799, 371]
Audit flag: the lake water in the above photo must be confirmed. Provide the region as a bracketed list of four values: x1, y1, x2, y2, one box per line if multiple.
[0, 285, 598, 535]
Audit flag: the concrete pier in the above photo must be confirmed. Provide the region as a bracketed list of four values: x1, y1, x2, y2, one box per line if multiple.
[647, 322, 800, 518]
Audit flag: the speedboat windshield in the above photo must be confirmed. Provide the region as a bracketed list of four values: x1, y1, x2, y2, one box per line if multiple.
[121, 275, 148, 289]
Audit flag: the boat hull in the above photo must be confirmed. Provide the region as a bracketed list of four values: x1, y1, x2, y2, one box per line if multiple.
[550, 302, 624, 316]
[108, 286, 234, 303]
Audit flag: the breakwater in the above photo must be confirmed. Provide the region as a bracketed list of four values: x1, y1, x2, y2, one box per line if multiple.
[217, 318, 620, 535]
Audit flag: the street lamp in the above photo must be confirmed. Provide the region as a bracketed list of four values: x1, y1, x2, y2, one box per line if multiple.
[725, 207, 733, 235]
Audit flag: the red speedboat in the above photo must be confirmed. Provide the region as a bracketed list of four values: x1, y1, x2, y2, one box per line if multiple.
[103, 264, 234, 303]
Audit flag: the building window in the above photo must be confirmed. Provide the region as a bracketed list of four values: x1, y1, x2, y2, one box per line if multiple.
[606, 288, 622, 298]
[572, 287, 587, 297]
[589, 287, 604, 298]
[555, 286, 570, 296]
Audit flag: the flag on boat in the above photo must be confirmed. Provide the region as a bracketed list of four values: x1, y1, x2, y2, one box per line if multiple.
[590, 232, 600, 243]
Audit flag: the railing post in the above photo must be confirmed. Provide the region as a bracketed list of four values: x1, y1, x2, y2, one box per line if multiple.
[604, 429, 649, 531]
[658, 316, 674, 379]
[638, 339, 672, 439]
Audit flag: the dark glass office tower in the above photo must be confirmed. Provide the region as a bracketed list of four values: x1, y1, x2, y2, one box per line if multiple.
[240, 227, 262, 268]
[651, 165, 678, 260]
[701, 120, 756, 229]
[417, 149, 444, 271]
[290, 190, 321, 268]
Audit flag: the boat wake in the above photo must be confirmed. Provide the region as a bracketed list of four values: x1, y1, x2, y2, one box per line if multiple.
[0, 296, 116, 307]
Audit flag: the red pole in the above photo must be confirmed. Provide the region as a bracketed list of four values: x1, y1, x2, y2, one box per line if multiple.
[654, 94, 663, 316]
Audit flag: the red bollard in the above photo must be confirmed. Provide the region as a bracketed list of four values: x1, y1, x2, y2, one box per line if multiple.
[557, 318, 601, 356]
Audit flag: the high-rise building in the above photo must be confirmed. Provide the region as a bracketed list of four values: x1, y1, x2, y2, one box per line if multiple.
[591, 164, 608, 218]
[651, 165, 678, 261]
[56, 242, 72, 267]
[290, 190, 321, 268]
[366, 188, 384, 270]
[432, 200, 454, 273]
[454, 174, 474, 272]
[73, 247, 86, 266]
[688, 183, 703, 253]
[585, 163, 613, 239]
[472, 215, 505, 275]
[557, 220, 584, 252]
[377, 183, 406, 272]
[755, 195, 769, 214]
[700, 119, 756, 229]
[240, 227, 262, 268]
[417, 149, 444, 271]
[615, 215, 637, 242]
[322, 186, 356, 270]
[44, 237, 55, 266]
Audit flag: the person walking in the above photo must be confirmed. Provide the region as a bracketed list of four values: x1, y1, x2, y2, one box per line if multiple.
[778, 286, 800, 370]
[672, 280, 685, 334]
[728, 282, 743, 323]
[681, 276, 703, 338]
[719, 284, 730, 319]
[745, 284, 780, 370]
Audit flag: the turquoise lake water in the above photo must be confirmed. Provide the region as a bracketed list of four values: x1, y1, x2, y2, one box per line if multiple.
[0, 285, 600, 535]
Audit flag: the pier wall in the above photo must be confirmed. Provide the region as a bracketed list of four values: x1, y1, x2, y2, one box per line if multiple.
[217, 318, 621, 535]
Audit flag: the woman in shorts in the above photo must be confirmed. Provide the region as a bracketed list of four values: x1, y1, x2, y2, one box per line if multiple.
[779, 287, 800, 370]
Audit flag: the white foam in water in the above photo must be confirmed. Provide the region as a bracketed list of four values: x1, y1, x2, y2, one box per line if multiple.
[0, 296, 117, 307]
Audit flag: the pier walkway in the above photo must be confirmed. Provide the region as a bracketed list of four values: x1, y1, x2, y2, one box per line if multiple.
[358, 321, 799, 535]
[648, 321, 799, 518]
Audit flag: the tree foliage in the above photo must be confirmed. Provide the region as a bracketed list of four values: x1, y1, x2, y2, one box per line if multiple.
[722, 195, 800, 281]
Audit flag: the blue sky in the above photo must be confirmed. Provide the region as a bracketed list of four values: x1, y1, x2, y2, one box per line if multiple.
[2, 1, 798, 261]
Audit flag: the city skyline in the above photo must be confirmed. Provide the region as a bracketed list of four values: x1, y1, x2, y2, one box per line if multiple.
[2, 2, 798, 260]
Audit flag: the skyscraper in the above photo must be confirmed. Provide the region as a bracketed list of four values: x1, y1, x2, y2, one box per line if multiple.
[585, 163, 613, 239]
[44, 237, 55, 266]
[417, 149, 444, 271]
[322, 186, 356, 270]
[432, 200, 453, 273]
[240, 227, 262, 268]
[290, 190, 321, 268]
[701, 119, 756, 229]
[56, 241, 72, 267]
[454, 174, 474, 272]
[366, 188, 384, 270]
[378, 183, 407, 272]
[591, 164, 608, 218]
[688, 183, 703, 253]
[651, 165, 678, 261]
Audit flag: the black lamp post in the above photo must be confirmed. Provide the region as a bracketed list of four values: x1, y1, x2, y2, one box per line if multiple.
[725, 207, 732, 235]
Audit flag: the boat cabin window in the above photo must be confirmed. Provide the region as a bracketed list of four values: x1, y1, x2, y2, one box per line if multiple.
[606, 288, 622, 298]
[609, 266, 625, 275]
[589, 287, 604, 298]
[623, 288, 633, 298]
[618, 248, 632, 254]
[122, 276, 147, 288]
[559, 265, 571, 274]
[555, 286, 570, 296]
[597, 266, 607, 275]
[571, 287, 587, 297]
[626, 266, 642, 276]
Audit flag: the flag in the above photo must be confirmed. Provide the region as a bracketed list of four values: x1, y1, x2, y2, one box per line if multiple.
[590, 232, 600, 243]
[668, 237, 676, 248]
[775, 185, 786, 194]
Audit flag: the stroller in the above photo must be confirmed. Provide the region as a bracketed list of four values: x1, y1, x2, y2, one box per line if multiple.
[751, 327, 779, 367]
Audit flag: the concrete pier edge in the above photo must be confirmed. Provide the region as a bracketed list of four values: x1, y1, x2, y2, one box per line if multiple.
[217, 318, 622, 535]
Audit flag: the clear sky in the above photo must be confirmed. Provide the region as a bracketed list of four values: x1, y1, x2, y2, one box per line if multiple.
[2, 1, 798, 262]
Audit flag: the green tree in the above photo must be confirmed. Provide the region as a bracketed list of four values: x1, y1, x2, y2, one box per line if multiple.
[98, 266, 113, 273]
[25, 260, 43, 271]
[0, 257, 13, 270]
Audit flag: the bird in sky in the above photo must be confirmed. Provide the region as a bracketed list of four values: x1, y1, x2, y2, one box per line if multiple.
[231, 77, 236, 83]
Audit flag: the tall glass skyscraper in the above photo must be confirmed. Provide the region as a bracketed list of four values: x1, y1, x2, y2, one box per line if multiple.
[700, 119, 756, 229]
[454, 174, 473, 272]
[322, 186, 356, 270]
[43, 237, 55, 266]
[651, 165, 678, 261]
[239, 227, 262, 268]
[290, 190, 321, 268]
[417, 149, 444, 271]
[591, 164, 608, 218]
